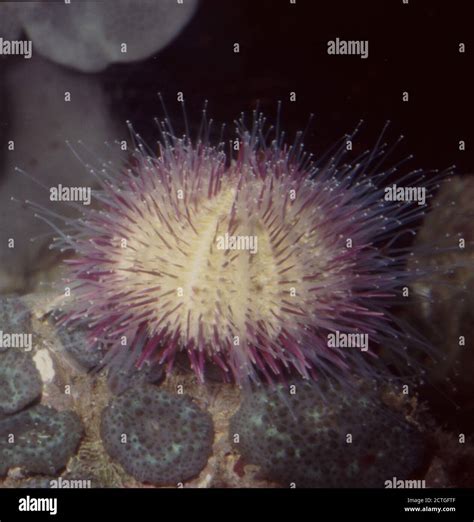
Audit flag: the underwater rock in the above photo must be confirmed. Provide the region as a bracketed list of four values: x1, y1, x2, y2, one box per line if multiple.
[18, 477, 54, 489]
[0, 0, 198, 73]
[100, 384, 214, 485]
[0, 348, 42, 416]
[106, 357, 165, 395]
[55, 320, 104, 372]
[409, 175, 474, 429]
[0, 404, 84, 477]
[0, 2, 22, 40]
[106, 363, 164, 396]
[0, 55, 123, 293]
[229, 381, 430, 488]
[0, 296, 32, 353]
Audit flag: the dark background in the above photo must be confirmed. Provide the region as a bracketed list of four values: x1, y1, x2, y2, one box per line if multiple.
[105, 0, 473, 175]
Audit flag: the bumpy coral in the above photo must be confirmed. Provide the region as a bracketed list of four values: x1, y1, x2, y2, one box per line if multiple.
[106, 358, 165, 395]
[0, 405, 84, 477]
[100, 385, 214, 485]
[0, 348, 42, 416]
[0, 296, 32, 353]
[229, 381, 430, 487]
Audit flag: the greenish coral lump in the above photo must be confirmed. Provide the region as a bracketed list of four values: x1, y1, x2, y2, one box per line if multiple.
[0, 297, 32, 354]
[0, 405, 84, 477]
[0, 349, 42, 415]
[100, 385, 214, 485]
[229, 382, 429, 487]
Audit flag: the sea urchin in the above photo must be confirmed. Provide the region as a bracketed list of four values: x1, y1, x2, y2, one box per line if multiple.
[36, 106, 453, 387]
